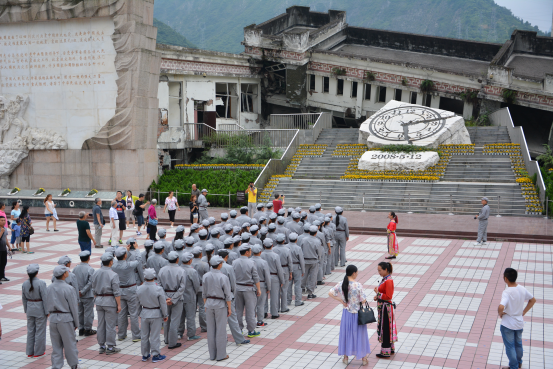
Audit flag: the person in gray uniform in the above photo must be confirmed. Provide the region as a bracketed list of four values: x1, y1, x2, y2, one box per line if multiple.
[314, 203, 323, 218]
[73, 251, 96, 337]
[273, 234, 293, 312]
[276, 217, 290, 243]
[233, 235, 242, 253]
[228, 210, 239, 227]
[46, 265, 81, 369]
[22, 264, 48, 358]
[261, 238, 285, 319]
[210, 228, 224, 252]
[173, 239, 186, 264]
[307, 206, 317, 223]
[268, 212, 278, 225]
[297, 223, 311, 248]
[172, 225, 185, 248]
[285, 212, 303, 235]
[156, 228, 172, 259]
[178, 252, 201, 341]
[266, 223, 278, 242]
[265, 202, 273, 217]
[189, 223, 201, 242]
[315, 220, 330, 285]
[259, 216, 267, 227]
[112, 246, 143, 342]
[323, 217, 335, 275]
[253, 204, 265, 221]
[249, 225, 262, 246]
[184, 236, 196, 253]
[146, 242, 169, 276]
[52, 255, 79, 301]
[141, 240, 155, 268]
[158, 251, 185, 349]
[218, 213, 229, 230]
[475, 197, 490, 245]
[218, 249, 249, 345]
[195, 229, 209, 256]
[197, 189, 210, 222]
[324, 214, 336, 271]
[137, 268, 168, 363]
[302, 226, 322, 299]
[126, 237, 142, 264]
[286, 233, 305, 307]
[233, 244, 261, 337]
[251, 245, 271, 326]
[224, 238, 239, 264]
[235, 207, 251, 227]
[203, 255, 232, 361]
[91, 252, 122, 355]
[192, 246, 209, 332]
[201, 219, 212, 240]
[219, 224, 233, 244]
[334, 206, 349, 267]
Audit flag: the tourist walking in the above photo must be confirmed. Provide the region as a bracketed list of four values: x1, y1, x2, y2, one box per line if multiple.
[385, 212, 399, 260]
[124, 190, 138, 229]
[329, 265, 371, 366]
[245, 182, 257, 216]
[474, 197, 490, 245]
[0, 216, 7, 283]
[10, 201, 21, 252]
[189, 195, 199, 224]
[148, 199, 158, 241]
[92, 198, 104, 248]
[109, 201, 119, 247]
[19, 206, 33, 254]
[76, 211, 96, 253]
[44, 194, 58, 232]
[374, 262, 397, 358]
[114, 191, 126, 245]
[197, 189, 210, 222]
[334, 206, 349, 267]
[134, 194, 148, 236]
[498, 268, 537, 369]
[22, 264, 48, 358]
[163, 191, 180, 228]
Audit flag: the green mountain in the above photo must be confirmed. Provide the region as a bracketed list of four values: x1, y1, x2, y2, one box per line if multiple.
[153, 0, 547, 54]
[154, 18, 196, 48]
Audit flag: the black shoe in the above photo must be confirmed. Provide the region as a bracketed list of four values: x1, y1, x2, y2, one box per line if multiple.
[375, 354, 390, 359]
[295, 302, 305, 306]
[79, 329, 85, 336]
[84, 329, 97, 336]
[264, 313, 268, 319]
[280, 309, 290, 313]
[168, 343, 182, 349]
[271, 315, 280, 319]
[201, 329, 207, 333]
[307, 294, 317, 299]
[0, 277, 10, 282]
[317, 281, 325, 285]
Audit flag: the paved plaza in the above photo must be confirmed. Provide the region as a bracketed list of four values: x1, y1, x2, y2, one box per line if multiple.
[0, 220, 551, 369]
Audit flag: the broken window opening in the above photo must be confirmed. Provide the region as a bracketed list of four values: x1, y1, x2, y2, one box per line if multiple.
[364, 84, 371, 100]
[351, 81, 358, 98]
[241, 83, 258, 113]
[309, 75, 316, 91]
[323, 76, 329, 93]
[410, 92, 418, 104]
[337, 79, 344, 96]
[168, 82, 183, 126]
[378, 86, 387, 103]
[395, 89, 402, 101]
[215, 83, 238, 118]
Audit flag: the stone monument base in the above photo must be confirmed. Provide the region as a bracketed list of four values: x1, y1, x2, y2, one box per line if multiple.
[358, 151, 440, 172]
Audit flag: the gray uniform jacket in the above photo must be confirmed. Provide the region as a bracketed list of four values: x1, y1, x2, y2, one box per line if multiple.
[51, 271, 79, 301]
[73, 263, 95, 299]
[112, 260, 143, 295]
[137, 281, 168, 318]
[195, 240, 208, 255]
[289, 243, 306, 274]
[232, 256, 260, 292]
[202, 269, 232, 309]
[260, 250, 285, 285]
[197, 194, 209, 210]
[159, 239, 173, 259]
[275, 225, 290, 242]
[128, 249, 142, 265]
[191, 232, 200, 243]
[228, 218, 239, 227]
[219, 234, 232, 244]
[181, 264, 200, 302]
[91, 266, 121, 307]
[22, 278, 49, 316]
[302, 236, 321, 264]
[335, 215, 349, 238]
[146, 254, 169, 275]
[297, 233, 309, 248]
[235, 215, 251, 227]
[273, 244, 293, 271]
[249, 237, 262, 246]
[220, 262, 237, 298]
[46, 279, 79, 325]
[316, 231, 328, 248]
[141, 250, 153, 268]
[227, 251, 239, 265]
[478, 204, 490, 220]
[324, 225, 335, 244]
[251, 256, 271, 291]
[285, 221, 302, 235]
[211, 238, 224, 252]
[253, 212, 264, 221]
[192, 258, 210, 286]
[158, 264, 186, 303]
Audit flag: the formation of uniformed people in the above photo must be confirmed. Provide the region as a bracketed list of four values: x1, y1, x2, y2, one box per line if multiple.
[22, 204, 348, 368]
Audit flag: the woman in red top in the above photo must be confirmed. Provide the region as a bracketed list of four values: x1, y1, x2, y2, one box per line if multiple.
[386, 212, 399, 259]
[373, 261, 397, 358]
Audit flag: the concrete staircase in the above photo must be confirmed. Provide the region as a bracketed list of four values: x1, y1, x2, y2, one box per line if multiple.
[269, 126, 531, 216]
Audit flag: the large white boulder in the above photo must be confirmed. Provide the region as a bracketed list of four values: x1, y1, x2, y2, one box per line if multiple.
[359, 100, 471, 148]
[358, 151, 440, 172]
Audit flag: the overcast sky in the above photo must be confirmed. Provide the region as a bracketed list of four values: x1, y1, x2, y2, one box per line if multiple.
[495, 0, 552, 32]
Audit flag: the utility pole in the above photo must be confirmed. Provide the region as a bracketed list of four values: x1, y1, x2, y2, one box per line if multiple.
[457, 19, 462, 39]
[489, 8, 497, 42]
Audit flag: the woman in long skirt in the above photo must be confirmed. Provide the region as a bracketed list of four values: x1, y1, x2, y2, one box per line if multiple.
[386, 212, 399, 259]
[21, 264, 48, 358]
[329, 265, 371, 366]
[374, 261, 398, 358]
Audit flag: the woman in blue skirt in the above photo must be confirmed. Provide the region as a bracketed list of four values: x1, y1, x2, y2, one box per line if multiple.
[329, 264, 371, 366]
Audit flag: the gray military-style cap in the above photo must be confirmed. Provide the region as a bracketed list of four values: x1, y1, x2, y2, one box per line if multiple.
[208, 217, 216, 225]
[241, 206, 248, 212]
[233, 226, 241, 234]
[259, 216, 267, 223]
[289, 232, 298, 241]
[313, 220, 321, 226]
[315, 203, 321, 210]
[269, 213, 277, 220]
[266, 202, 273, 208]
[190, 223, 200, 231]
[277, 216, 285, 224]
[233, 236, 241, 243]
[79, 250, 91, 258]
[275, 233, 285, 243]
[167, 251, 179, 261]
[174, 239, 185, 249]
[192, 246, 203, 255]
[309, 206, 316, 212]
[268, 223, 276, 230]
[250, 225, 259, 233]
[240, 244, 251, 252]
[250, 218, 258, 225]
[153, 242, 165, 251]
[326, 213, 332, 218]
[205, 243, 215, 252]
[292, 212, 301, 219]
[251, 244, 263, 254]
[100, 252, 114, 262]
[105, 246, 115, 255]
[288, 207, 294, 213]
[218, 249, 230, 258]
[144, 240, 155, 247]
[242, 222, 251, 228]
[185, 236, 196, 245]
[257, 203, 264, 209]
[241, 233, 251, 241]
[201, 219, 210, 227]
[263, 238, 273, 248]
[224, 238, 234, 246]
[481, 197, 489, 202]
[201, 189, 208, 193]
[27, 263, 39, 274]
[144, 268, 156, 280]
[53, 265, 69, 277]
[126, 237, 137, 245]
[303, 223, 311, 231]
[224, 224, 233, 232]
[335, 206, 344, 213]
[260, 227, 268, 235]
[181, 252, 194, 263]
[57, 255, 71, 265]
[230, 210, 238, 217]
[221, 213, 229, 220]
[158, 228, 167, 237]
[277, 209, 285, 216]
[309, 225, 318, 233]
[115, 247, 127, 258]
[324, 217, 331, 223]
[175, 225, 185, 232]
[209, 255, 224, 266]
[300, 211, 307, 218]
[210, 228, 220, 236]
[199, 229, 208, 237]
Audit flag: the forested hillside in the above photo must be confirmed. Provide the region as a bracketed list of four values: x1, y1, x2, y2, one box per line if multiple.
[154, 0, 546, 53]
[154, 18, 196, 48]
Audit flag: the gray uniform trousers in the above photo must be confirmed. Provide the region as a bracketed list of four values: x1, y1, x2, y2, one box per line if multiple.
[248, 202, 256, 217]
[256, 282, 268, 322]
[326, 243, 333, 274]
[302, 263, 318, 294]
[279, 267, 290, 311]
[228, 299, 246, 344]
[26, 315, 47, 356]
[235, 290, 257, 332]
[96, 305, 117, 347]
[94, 224, 103, 246]
[197, 292, 207, 331]
[50, 321, 78, 369]
[78, 297, 94, 330]
[118, 294, 140, 340]
[206, 307, 228, 361]
[141, 318, 162, 357]
[265, 275, 281, 317]
[317, 251, 325, 282]
[477, 219, 488, 243]
[335, 231, 347, 266]
[287, 264, 303, 306]
[199, 210, 209, 222]
[164, 301, 183, 347]
[178, 299, 197, 338]
[329, 243, 336, 271]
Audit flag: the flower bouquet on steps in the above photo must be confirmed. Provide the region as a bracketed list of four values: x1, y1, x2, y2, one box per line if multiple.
[33, 188, 46, 196]
[8, 187, 20, 195]
[59, 188, 71, 197]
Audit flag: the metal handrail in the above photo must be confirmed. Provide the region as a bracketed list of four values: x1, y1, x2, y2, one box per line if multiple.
[269, 113, 323, 130]
[254, 130, 300, 189]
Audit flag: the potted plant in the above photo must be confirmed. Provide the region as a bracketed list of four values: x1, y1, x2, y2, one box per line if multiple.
[420, 79, 434, 93]
[365, 71, 376, 82]
[59, 188, 71, 197]
[502, 89, 517, 104]
[86, 189, 98, 198]
[331, 67, 347, 76]
[8, 187, 20, 195]
[33, 188, 46, 196]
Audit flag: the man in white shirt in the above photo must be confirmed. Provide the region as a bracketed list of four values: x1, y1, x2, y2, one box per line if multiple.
[498, 267, 536, 369]
[109, 201, 119, 247]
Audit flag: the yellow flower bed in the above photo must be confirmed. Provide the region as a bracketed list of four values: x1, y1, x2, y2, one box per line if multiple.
[332, 144, 367, 157]
[342, 174, 439, 181]
[518, 182, 543, 214]
[516, 177, 532, 183]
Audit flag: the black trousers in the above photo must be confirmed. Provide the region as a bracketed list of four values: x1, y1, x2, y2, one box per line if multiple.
[0, 251, 7, 279]
[381, 307, 391, 349]
[149, 224, 157, 241]
[168, 210, 176, 222]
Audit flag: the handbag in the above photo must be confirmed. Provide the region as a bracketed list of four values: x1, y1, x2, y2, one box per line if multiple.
[148, 218, 158, 226]
[358, 302, 376, 325]
[28, 226, 35, 236]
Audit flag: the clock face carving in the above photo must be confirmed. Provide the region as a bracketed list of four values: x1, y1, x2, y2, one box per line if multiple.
[368, 106, 447, 142]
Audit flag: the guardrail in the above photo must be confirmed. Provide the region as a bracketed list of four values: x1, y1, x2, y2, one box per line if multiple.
[269, 113, 323, 130]
[489, 108, 546, 203]
[218, 123, 245, 131]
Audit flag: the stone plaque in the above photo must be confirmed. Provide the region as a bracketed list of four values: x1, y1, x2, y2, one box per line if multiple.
[358, 150, 440, 171]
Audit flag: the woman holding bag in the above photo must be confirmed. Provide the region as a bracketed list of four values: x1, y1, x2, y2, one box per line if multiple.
[329, 264, 371, 366]
[374, 261, 397, 358]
